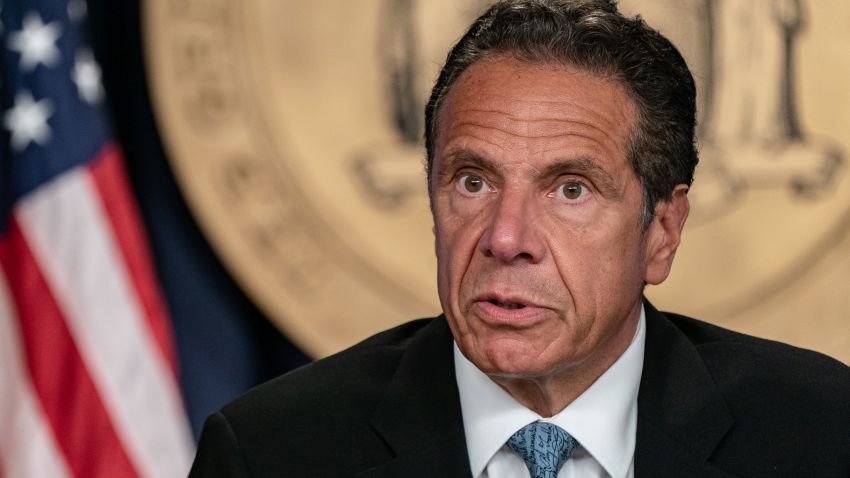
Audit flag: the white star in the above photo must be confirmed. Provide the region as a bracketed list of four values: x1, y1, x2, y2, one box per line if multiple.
[3, 91, 54, 152]
[7, 12, 63, 72]
[67, 0, 87, 22]
[72, 49, 104, 104]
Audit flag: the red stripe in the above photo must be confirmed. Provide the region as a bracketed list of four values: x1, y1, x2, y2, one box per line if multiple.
[0, 218, 139, 478]
[87, 144, 180, 376]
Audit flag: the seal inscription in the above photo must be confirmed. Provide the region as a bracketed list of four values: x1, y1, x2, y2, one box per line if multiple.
[145, 0, 850, 361]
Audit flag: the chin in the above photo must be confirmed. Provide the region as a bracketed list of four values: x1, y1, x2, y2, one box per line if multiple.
[475, 341, 563, 379]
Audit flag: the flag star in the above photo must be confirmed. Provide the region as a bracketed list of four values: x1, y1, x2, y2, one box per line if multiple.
[73, 49, 104, 104]
[3, 91, 54, 152]
[7, 12, 63, 71]
[68, 0, 87, 22]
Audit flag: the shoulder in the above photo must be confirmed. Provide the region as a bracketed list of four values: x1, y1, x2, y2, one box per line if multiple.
[221, 316, 436, 424]
[190, 317, 444, 477]
[658, 310, 850, 465]
[661, 310, 850, 397]
[640, 308, 850, 473]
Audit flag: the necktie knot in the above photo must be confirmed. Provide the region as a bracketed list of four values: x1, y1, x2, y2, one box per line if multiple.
[506, 421, 578, 478]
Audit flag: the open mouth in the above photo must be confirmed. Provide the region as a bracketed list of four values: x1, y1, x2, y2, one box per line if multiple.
[488, 299, 526, 310]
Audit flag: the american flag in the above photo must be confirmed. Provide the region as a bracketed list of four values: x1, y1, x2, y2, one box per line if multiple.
[0, 0, 194, 477]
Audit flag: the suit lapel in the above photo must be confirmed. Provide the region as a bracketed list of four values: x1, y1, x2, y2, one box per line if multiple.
[356, 317, 472, 478]
[358, 304, 739, 477]
[635, 302, 736, 478]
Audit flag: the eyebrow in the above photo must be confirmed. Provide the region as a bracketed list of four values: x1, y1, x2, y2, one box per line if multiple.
[434, 149, 494, 187]
[538, 157, 619, 197]
[440, 149, 494, 172]
[440, 148, 620, 197]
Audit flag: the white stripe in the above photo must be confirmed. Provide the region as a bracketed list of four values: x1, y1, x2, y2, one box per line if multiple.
[16, 167, 194, 478]
[0, 269, 73, 478]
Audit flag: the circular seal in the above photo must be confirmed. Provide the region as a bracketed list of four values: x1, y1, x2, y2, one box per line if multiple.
[144, 0, 850, 361]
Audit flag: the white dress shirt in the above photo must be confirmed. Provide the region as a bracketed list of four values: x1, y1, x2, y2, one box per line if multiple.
[454, 306, 646, 478]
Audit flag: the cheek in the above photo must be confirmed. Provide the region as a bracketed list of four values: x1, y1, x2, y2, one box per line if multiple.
[434, 209, 491, 302]
[590, 231, 648, 303]
[435, 220, 478, 281]
[549, 219, 644, 298]
[434, 194, 487, 257]
[433, 212, 469, 284]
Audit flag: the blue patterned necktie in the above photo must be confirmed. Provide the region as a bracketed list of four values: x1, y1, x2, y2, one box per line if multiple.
[506, 421, 579, 478]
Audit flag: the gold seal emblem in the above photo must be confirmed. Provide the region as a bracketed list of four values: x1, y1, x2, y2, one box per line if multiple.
[144, 0, 849, 361]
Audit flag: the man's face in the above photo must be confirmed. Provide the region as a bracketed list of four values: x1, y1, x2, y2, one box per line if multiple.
[431, 56, 679, 381]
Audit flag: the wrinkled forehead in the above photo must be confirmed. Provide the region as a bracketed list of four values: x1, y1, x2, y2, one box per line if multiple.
[434, 56, 638, 156]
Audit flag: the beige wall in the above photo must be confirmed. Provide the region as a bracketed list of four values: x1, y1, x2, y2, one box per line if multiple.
[146, 0, 849, 361]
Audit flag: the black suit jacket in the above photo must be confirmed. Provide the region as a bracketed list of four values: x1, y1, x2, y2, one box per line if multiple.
[190, 302, 850, 477]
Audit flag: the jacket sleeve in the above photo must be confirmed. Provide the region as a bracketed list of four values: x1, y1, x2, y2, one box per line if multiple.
[189, 412, 252, 478]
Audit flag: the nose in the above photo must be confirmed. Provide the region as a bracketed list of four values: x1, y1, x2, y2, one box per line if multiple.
[478, 190, 546, 263]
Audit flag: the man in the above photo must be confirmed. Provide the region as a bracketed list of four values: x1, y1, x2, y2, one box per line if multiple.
[189, 1, 850, 476]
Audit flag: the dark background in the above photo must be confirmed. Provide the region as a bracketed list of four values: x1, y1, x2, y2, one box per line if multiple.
[86, 0, 311, 439]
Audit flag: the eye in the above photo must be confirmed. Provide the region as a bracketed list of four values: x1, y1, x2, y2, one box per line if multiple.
[456, 174, 491, 195]
[553, 180, 589, 202]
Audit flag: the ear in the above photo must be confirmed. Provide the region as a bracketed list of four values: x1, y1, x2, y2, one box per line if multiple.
[644, 184, 690, 285]
[433, 224, 438, 257]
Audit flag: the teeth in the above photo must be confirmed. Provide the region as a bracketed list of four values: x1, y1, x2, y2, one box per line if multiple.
[489, 299, 525, 310]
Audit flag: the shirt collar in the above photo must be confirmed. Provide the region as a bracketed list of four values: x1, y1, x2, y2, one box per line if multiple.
[455, 306, 646, 478]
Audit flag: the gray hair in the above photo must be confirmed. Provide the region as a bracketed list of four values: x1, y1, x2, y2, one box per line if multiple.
[424, 0, 698, 226]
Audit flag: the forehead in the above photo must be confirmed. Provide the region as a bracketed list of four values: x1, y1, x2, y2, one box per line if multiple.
[435, 56, 637, 166]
